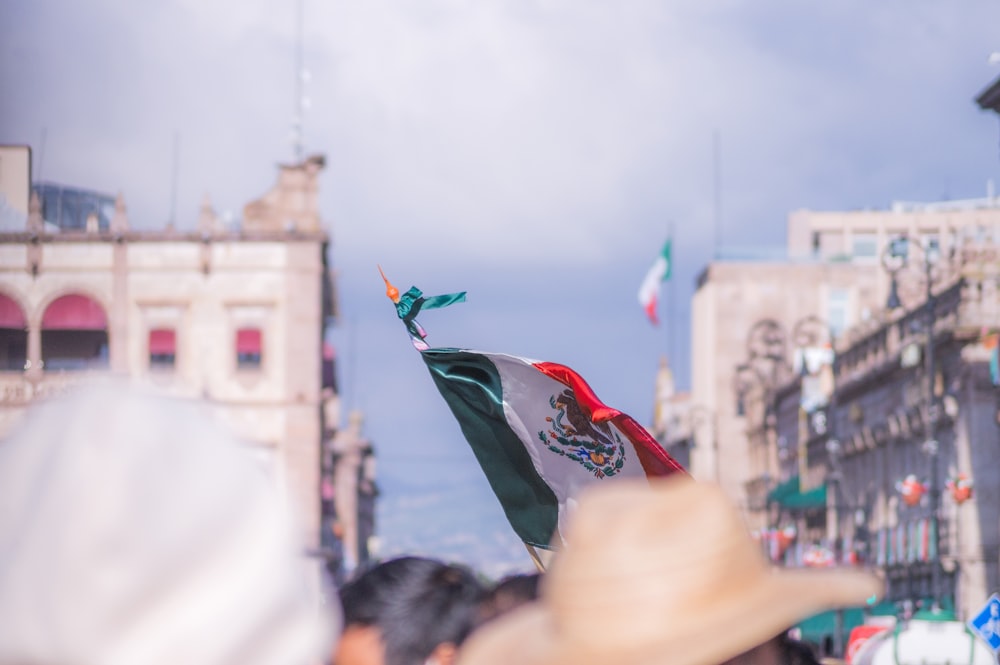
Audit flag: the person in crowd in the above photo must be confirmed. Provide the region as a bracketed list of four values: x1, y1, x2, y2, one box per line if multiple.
[722, 632, 823, 664]
[336, 556, 486, 665]
[0, 380, 337, 665]
[458, 477, 882, 665]
[476, 573, 541, 625]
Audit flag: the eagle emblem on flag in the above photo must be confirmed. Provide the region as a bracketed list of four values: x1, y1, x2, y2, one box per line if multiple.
[539, 389, 627, 478]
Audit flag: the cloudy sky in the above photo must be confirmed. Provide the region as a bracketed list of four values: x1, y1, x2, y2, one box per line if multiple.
[3, 0, 999, 576]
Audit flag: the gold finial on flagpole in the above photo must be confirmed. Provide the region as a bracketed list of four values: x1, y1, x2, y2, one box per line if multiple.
[378, 265, 400, 303]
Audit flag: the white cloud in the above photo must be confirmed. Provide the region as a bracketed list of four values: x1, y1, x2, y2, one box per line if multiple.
[3, 0, 999, 570]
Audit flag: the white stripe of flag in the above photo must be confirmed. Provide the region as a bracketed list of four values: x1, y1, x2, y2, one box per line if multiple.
[638, 238, 672, 325]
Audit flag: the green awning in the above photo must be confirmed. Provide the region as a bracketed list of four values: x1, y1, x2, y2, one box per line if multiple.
[767, 475, 800, 503]
[796, 607, 866, 646]
[867, 600, 899, 617]
[912, 608, 957, 622]
[781, 483, 828, 510]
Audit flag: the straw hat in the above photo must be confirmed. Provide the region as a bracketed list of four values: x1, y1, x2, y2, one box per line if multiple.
[459, 477, 882, 665]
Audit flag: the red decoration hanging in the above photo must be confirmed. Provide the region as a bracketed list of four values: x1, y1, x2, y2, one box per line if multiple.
[776, 525, 797, 554]
[946, 473, 974, 505]
[803, 545, 835, 568]
[897, 474, 927, 507]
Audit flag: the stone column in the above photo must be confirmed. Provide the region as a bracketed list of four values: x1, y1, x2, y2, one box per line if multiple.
[25, 319, 41, 380]
[332, 410, 366, 574]
[109, 194, 129, 373]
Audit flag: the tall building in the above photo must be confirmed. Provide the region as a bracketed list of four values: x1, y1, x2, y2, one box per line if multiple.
[976, 69, 1000, 130]
[662, 72, 1000, 651]
[683, 201, 1000, 529]
[0, 146, 32, 230]
[763, 241, 1000, 622]
[0, 148, 341, 552]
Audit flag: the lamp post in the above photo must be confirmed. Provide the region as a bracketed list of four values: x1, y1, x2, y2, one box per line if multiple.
[733, 360, 780, 516]
[733, 318, 789, 434]
[881, 234, 944, 611]
[792, 315, 844, 655]
[825, 436, 846, 656]
[790, 315, 836, 483]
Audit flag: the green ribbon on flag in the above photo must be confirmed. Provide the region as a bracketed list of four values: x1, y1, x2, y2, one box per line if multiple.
[394, 286, 467, 339]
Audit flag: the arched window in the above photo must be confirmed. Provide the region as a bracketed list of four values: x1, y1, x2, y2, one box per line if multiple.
[41, 294, 109, 371]
[0, 293, 27, 371]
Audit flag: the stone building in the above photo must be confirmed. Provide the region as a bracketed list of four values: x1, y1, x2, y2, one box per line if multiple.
[0, 148, 340, 552]
[762, 237, 999, 623]
[650, 356, 695, 471]
[681, 199, 1000, 530]
[320, 409, 378, 585]
[688, 258, 881, 519]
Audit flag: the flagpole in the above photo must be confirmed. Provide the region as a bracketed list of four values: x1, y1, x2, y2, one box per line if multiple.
[667, 220, 675, 366]
[713, 130, 723, 257]
[524, 543, 548, 573]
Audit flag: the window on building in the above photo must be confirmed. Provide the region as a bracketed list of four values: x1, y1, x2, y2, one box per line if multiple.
[851, 233, 877, 262]
[149, 329, 176, 369]
[236, 327, 262, 369]
[921, 233, 941, 262]
[811, 231, 821, 257]
[827, 289, 850, 340]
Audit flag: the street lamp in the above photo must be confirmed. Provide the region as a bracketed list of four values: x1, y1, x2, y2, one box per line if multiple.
[733, 318, 789, 421]
[881, 234, 944, 610]
[825, 436, 846, 656]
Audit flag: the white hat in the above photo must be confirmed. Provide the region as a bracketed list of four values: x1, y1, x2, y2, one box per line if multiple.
[0, 381, 337, 665]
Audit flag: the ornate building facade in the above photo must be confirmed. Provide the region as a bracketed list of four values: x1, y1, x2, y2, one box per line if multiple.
[762, 238, 999, 624]
[683, 200, 1000, 525]
[0, 148, 339, 551]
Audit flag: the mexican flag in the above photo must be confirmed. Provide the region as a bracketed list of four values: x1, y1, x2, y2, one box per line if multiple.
[421, 348, 685, 550]
[637, 238, 672, 325]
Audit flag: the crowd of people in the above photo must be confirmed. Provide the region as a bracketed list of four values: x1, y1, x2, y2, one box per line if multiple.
[334, 478, 881, 665]
[0, 383, 883, 665]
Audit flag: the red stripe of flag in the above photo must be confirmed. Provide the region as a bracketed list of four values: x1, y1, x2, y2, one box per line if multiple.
[532, 361, 686, 477]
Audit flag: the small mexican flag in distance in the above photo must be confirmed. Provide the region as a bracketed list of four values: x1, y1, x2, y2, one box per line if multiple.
[638, 238, 672, 325]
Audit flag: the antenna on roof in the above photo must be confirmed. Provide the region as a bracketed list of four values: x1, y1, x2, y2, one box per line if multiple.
[291, 0, 308, 161]
[713, 130, 723, 258]
[170, 132, 180, 227]
[36, 128, 47, 184]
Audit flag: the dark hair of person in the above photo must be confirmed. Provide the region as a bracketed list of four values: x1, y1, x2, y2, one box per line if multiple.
[777, 633, 822, 665]
[338, 556, 486, 665]
[724, 632, 822, 665]
[477, 573, 541, 625]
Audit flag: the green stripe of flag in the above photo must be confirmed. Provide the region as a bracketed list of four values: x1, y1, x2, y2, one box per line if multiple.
[421, 348, 559, 548]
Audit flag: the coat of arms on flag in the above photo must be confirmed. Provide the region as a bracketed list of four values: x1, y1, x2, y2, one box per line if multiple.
[381, 269, 686, 551]
[541, 389, 628, 479]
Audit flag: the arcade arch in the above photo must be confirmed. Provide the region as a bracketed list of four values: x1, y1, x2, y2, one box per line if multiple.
[40, 293, 109, 370]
